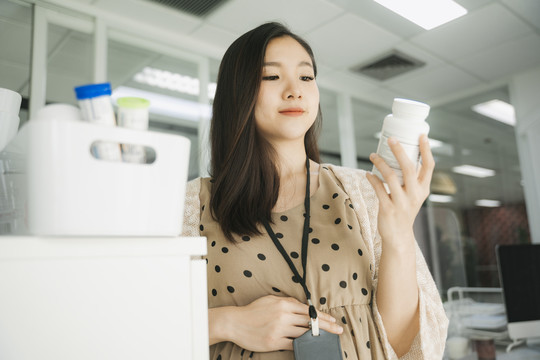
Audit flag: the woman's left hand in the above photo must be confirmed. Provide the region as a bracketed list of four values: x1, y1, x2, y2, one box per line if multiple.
[366, 134, 435, 251]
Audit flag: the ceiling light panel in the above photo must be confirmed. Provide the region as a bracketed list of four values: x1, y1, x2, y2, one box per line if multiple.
[373, 0, 467, 30]
[472, 99, 516, 126]
[452, 164, 496, 178]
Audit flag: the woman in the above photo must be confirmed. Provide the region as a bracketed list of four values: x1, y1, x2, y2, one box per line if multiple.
[182, 22, 448, 360]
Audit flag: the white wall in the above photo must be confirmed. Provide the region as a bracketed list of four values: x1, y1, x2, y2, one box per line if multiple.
[510, 66, 540, 243]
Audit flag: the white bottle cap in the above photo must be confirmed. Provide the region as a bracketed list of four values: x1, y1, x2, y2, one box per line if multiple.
[392, 98, 430, 121]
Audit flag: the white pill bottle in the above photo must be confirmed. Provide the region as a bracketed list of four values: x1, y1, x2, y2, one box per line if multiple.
[372, 98, 430, 185]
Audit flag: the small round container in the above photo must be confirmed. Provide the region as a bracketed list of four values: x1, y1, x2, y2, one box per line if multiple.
[116, 97, 150, 131]
[74, 83, 116, 126]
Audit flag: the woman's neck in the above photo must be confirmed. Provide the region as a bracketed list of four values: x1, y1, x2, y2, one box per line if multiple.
[273, 141, 308, 180]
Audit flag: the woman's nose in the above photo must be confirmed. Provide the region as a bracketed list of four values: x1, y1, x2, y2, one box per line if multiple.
[283, 81, 302, 99]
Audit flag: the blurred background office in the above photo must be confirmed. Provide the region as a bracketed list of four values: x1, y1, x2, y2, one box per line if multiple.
[1, 0, 539, 299]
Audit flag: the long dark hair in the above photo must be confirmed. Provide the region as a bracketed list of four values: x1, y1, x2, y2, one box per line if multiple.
[210, 22, 322, 242]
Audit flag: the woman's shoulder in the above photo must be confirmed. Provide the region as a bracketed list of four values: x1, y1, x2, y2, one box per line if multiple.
[323, 164, 370, 190]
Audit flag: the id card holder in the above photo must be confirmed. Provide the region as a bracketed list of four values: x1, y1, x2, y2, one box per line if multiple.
[293, 329, 343, 360]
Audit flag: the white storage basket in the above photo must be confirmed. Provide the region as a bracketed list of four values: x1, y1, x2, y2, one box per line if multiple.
[17, 117, 190, 236]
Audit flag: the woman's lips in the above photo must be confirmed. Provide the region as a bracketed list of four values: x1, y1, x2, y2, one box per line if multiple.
[279, 108, 305, 116]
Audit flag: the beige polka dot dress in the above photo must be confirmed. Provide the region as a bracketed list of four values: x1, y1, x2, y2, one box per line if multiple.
[199, 166, 386, 360]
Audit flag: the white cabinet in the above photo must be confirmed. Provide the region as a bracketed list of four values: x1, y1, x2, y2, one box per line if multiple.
[0, 236, 208, 360]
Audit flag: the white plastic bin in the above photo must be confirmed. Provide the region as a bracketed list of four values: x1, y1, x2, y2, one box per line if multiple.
[14, 117, 190, 236]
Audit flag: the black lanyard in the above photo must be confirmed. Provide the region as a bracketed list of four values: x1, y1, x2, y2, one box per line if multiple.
[261, 157, 317, 320]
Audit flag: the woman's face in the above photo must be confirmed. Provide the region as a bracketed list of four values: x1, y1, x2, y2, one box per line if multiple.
[254, 36, 320, 146]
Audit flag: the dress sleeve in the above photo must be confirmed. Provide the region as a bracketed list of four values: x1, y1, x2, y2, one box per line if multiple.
[329, 164, 449, 360]
[181, 178, 202, 237]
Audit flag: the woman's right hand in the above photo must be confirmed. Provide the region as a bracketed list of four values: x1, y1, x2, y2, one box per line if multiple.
[209, 295, 343, 352]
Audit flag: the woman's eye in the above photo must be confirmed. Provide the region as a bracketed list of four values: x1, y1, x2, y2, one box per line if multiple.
[262, 75, 279, 80]
[301, 76, 315, 81]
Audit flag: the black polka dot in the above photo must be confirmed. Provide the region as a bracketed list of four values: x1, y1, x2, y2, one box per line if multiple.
[334, 218, 341, 224]
[205, 258, 208, 264]
[290, 251, 299, 259]
[362, 288, 369, 296]
[280, 215, 288, 221]
[347, 224, 352, 230]
[242, 235, 250, 241]
[358, 249, 363, 256]
[320, 297, 327, 305]
[209, 179, 215, 183]
[353, 273, 358, 280]
[211, 289, 217, 296]
[243, 270, 252, 278]
[215, 265, 221, 273]
[276, 233, 284, 239]
[344, 351, 348, 358]
[366, 341, 370, 349]
[331, 243, 340, 251]
[340, 281, 347, 288]
[322, 264, 330, 271]
[257, 253, 266, 261]
[309, 227, 313, 233]
[217, 355, 221, 360]
[351, 330, 355, 337]
[332, 193, 338, 199]
[349, 203, 354, 209]
[201, 205, 205, 211]
[241, 350, 245, 356]
[221, 247, 229, 253]
[211, 241, 216, 247]
[199, 224, 204, 231]
[341, 316, 347, 324]
[323, 166, 329, 170]
[292, 275, 301, 283]
[272, 287, 281, 293]
[227, 286, 235, 293]
[322, 204, 330, 209]
[359, 317, 362, 322]
[311, 238, 320, 244]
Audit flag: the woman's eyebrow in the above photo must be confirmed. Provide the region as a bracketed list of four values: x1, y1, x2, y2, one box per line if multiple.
[263, 61, 313, 68]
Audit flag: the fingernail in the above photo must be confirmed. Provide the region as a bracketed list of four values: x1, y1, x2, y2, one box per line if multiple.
[388, 137, 397, 145]
[337, 326, 343, 333]
[331, 317, 337, 323]
[369, 153, 377, 160]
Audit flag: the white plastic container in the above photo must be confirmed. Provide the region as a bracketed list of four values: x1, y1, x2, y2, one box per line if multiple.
[117, 97, 150, 163]
[14, 117, 190, 236]
[372, 98, 430, 185]
[74, 83, 122, 162]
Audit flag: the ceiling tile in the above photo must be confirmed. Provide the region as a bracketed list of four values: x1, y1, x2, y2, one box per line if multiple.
[457, 33, 540, 81]
[96, 0, 202, 34]
[317, 69, 384, 105]
[305, 13, 401, 69]
[206, 0, 343, 35]
[189, 24, 238, 52]
[386, 65, 483, 103]
[501, 0, 540, 32]
[328, 0, 424, 38]
[411, 3, 531, 61]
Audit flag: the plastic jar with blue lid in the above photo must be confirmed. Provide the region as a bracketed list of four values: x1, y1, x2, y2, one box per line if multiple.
[74, 82, 121, 161]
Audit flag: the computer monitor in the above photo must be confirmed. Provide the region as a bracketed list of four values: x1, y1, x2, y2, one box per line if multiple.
[496, 244, 540, 340]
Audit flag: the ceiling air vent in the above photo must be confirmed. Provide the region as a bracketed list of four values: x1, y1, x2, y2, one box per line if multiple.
[351, 50, 425, 81]
[146, 0, 229, 17]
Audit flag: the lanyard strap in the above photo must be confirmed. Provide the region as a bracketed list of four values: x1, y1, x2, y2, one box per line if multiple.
[261, 157, 317, 320]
